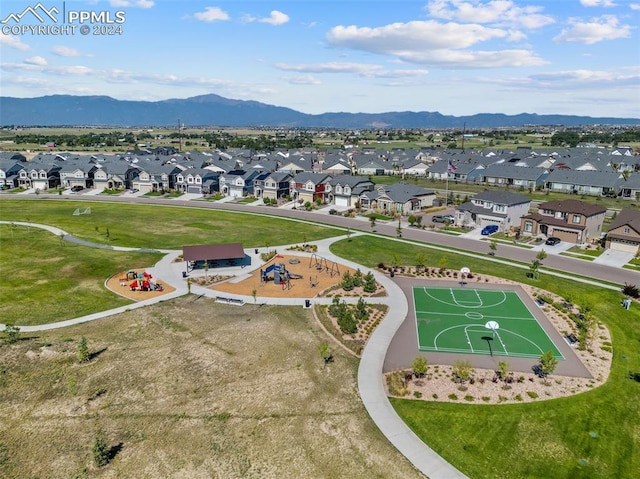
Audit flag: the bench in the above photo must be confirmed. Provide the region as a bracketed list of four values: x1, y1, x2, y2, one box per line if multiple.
[215, 296, 245, 306]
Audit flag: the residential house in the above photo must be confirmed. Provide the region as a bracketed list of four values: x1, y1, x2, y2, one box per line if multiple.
[456, 191, 531, 232]
[360, 182, 436, 215]
[219, 169, 261, 197]
[545, 170, 621, 196]
[605, 209, 640, 254]
[177, 167, 220, 195]
[616, 173, 640, 201]
[290, 172, 333, 204]
[520, 199, 606, 244]
[328, 175, 375, 208]
[254, 171, 293, 201]
[0, 159, 26, 188]
[481, 165, 549, 190]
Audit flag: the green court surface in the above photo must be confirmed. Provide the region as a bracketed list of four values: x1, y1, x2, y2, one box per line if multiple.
[414, 287, 564, 359]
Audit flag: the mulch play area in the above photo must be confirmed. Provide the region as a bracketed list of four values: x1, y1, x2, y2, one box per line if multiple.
[106, 270, 176, 301]
[212, 254, 359, 298]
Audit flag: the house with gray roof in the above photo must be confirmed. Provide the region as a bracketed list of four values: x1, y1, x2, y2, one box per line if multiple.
[456, 191, 530, 232]
[616, 173, 640, 201]
[360, 182, 436, 215]
[254, 171, 293, 201]
[290, 172, 333, 204]
[605, 209, 640, 254]
[329, 175, 375, 208]
[545, 170, 621, 196]
[520, 199, 606, 244]
[481, 165, 549, 189]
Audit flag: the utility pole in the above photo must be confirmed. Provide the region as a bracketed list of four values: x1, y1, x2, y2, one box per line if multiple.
[177, 118, 182, 152]
[461, 122, 466, 152]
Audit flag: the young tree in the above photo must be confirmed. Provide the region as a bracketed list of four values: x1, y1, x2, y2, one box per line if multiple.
[77, 336, 90, 363]
[341, 271, 355, 291]
[369, 216, 376, 230]
[318, 341, 333, 365]
[538, 350, 558, 379]
[3, 323, 20, 345]
[411, 355, 428, 378]
[92, 430, 110, 467]
[415, 252, 427, 272]
[529, 259, 541, 279]
[408, 214, 417, 227]
[489, 240, 497, 256]
[337, 308, 358, 335]
[353, 269, 364, 288]
[355, 297, 369, 321]
[363, 272, 376, 293]
[536, 249, 547, 263]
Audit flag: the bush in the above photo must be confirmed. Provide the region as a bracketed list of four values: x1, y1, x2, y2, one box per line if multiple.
[411, 355, 428, 378]
[448, 393, 458, 400]
[387, 371, 409, 396]
[413, 391, 422, 399]
[622, 283, 640, 299]
[526, 391, 539, 399]
[452, 359, 474, 382]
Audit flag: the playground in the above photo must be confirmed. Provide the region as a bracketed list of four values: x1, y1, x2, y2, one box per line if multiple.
[212, 253, 357, 298]
[106, 269, 175, 301]
[414, 286, 564, 359]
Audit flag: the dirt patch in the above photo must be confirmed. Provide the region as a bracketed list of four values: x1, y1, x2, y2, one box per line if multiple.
[212, 254, 361, 298]
[0, 297, 424, 479]
[105, 270, 176, 301]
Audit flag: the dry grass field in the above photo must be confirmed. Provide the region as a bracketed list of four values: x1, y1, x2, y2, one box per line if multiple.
[0, 296, 423, 479]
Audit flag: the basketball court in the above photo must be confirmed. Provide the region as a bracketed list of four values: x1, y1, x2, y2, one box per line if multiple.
[414, 286, 564, 359]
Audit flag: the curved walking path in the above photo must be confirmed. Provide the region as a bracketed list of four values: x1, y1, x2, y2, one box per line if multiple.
[1, 219, 620, 478]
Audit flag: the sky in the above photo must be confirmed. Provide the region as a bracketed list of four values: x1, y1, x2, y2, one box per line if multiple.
[1, 0, 639, 119]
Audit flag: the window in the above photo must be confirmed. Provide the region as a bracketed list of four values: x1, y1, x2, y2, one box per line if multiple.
[195, 177, 201, 184]
[187, 177, 193, 183]
[572, 214, 581, 223]
[624, 227, 630, 233]
[344, 186, 351, 194]
[494, 205, 505, 212]
[40, 172, 46, 179]
[524, 221, 533, 232]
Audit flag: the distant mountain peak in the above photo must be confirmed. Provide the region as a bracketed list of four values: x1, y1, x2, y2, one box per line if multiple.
[0, 94, 637, 128]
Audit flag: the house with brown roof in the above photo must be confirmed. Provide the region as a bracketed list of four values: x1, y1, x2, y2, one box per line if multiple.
[605, 209, 640, 254]
[519, 199, 606, 244]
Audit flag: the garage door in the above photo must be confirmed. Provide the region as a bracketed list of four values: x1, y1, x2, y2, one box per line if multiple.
[335, 197, 349, 207]
[552, 229, 579, 243]
[609, 238, 640, 253]
[187, 186, 202, 194]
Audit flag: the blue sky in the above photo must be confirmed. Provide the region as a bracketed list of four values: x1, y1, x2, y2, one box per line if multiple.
[1, 0, 639, 118]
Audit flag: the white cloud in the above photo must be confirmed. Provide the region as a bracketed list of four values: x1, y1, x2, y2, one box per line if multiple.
[24, 56, 47, 66]
[193, 6, 230, 22]
[0, 33, 29, 51]
[580, 0, 616, 7]
[242, 10, 290, 25]
[553, 15, 632, 44]
[275, 62, 429, 78]
[51, 46, 81, 57]
[426, 0, 555, 29]
[630, 3, 640, 10]
[260, 10, 289, 26]
[285, 75, 322, 85]
[326, 21, 546, 67]
[108, 0, 154, 8]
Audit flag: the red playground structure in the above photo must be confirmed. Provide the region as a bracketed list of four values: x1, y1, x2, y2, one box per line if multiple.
[120, 271, 164, 292]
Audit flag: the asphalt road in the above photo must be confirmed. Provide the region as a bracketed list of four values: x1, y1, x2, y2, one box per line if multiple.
[4, 194, 638, 286]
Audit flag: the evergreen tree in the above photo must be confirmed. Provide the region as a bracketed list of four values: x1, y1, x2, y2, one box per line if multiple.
[77, 336, 90, 363]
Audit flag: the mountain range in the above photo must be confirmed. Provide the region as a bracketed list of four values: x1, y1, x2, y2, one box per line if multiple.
[0, 94, 638, 128]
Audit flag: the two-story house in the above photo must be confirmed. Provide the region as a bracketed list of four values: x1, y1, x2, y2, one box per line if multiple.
[605, 209, 640, 254]
[328, 175, 375, 208]
[255, 171, 293, 201]
[520, 199, 606, 244]
[456, 191, 531, 232]
[290, 172, 333, 204]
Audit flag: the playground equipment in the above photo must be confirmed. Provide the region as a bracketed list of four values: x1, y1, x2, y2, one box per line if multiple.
[121, 271, 164, 292]
[261, 263, 303, 286]
[72, 206, 91, 216]
[308, 253, 341, 277]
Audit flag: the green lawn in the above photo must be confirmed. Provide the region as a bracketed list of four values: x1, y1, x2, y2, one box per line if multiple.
[331, 235, 640, 479]
[0, 225, 163, 325]
[0, 199, 342, 249]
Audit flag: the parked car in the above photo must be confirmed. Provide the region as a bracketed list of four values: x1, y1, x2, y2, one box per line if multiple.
[432, 214, 455, 223]
[70, 185, 84, 192]
[545, 236, 561, 246]
[481, 224, 499, 235]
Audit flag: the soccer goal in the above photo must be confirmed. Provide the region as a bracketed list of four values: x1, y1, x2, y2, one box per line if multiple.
[72, 207, 91, 216]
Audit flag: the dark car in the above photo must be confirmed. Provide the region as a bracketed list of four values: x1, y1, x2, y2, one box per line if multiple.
[70, 185, 84, 192]
[432, 214, 455, 223]
[481, 224, 499, 235]
[545, 236, 561, 246]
